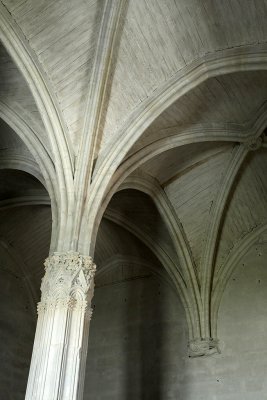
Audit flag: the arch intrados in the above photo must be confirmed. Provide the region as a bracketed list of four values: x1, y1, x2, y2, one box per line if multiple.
[89, 137, 237, 254]
[0, 111, 59, 250]
[0, 161, 46, 188]
[0, 111, 55, 196]
[88, 98, 267, 257]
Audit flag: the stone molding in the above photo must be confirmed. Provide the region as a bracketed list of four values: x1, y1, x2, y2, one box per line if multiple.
[39, 251, 96, 313]
[188, 338, 219, 358]
[86, 44, 267, 255]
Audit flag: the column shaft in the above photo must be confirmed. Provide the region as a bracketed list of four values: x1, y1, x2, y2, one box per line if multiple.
[25, 251, 96, 400]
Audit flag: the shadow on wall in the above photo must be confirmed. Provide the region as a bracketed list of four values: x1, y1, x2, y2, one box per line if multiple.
[0, 245, 37, 400]
[84, 274, 189, 400]
[124, 276, 163, 400]
[85, 241, 267, 400]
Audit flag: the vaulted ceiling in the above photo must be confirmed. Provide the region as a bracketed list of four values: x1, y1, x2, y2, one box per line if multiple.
[1, 0, 267, 345]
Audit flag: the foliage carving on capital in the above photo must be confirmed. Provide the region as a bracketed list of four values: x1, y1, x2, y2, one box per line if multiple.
[39, 251, 96, 312]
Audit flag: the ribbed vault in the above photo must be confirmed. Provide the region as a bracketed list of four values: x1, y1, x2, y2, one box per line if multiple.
[0, 0, 267, 365]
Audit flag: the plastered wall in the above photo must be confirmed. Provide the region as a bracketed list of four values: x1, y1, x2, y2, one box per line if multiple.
[1, 240, 267, 399]
[0, 255, 36, 400]
[85, 241, 267, 400]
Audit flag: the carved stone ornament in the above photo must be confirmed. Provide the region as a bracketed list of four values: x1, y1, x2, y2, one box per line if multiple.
[38, 251, 96, 313]
[188, 338, 220, 358]
[244, 136, 262, 151]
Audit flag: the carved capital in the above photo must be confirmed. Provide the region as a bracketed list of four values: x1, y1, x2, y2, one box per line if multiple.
[188, 338, 219, 357]
[38, 251, 96, 312]
[243, 136, 262, 151]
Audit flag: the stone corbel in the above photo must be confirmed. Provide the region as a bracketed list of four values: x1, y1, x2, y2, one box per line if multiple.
[188, 338, 220, 358]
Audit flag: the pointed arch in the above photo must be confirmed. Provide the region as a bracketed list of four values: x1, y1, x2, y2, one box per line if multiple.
[0, 3, 75, 250]
[0, 101, 58, 250]
[81, 44, 267, 253]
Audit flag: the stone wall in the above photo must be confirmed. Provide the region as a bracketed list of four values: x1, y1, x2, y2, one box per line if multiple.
[1, 240, 267, 399]
[0, 250, 36, 400]
[85, 241, 267, 400]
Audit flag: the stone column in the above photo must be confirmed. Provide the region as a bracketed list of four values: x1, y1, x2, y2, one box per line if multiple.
[25, 251, 96, 400]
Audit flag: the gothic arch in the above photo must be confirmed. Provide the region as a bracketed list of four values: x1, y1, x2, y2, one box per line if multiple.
[82, 45, 267, 254]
